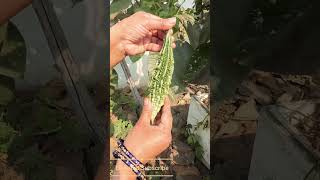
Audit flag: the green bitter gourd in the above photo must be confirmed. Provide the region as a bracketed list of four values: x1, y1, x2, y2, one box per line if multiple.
[148, 29, 174, 124]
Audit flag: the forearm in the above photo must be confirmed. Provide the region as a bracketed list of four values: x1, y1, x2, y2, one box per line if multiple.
[0, 0, 32, 25]
[110, 24, 125, 69]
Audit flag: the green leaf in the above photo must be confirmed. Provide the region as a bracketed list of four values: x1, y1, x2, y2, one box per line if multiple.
[0, 75, 15, 106]
[195, 145, 204, 160]
[0, 121, 16, 153]
[199, 13, 210, 44]
[171, 41, 194, 90]
[186, 22, 201, 49]
[0, 22, 26, 79]
[186, 124, 193, 129]
[6, 99, 33, 130]
[187, 134, 196, 145]
[54, 117, 91, 151]
[14, 146, 56, 180]
[113, 119, 133, 139]
[110, 0, 132, 19]
[129, 53, 144, 63]
[32, 105, 63, 133]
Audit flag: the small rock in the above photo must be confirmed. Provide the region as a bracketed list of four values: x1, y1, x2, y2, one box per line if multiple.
[178, 99, 186, 105]
[233, 99, 258, 121]
[185, 87, 195, 94]
[183, 93, 191, 102]
[243, 81, 273, 105]
[215, 121, 241, 138]
[171, 140, 195, 165]
[237, 85, 252, 97]
[277, 93, 293, 104]
[290, 118, 300, 126]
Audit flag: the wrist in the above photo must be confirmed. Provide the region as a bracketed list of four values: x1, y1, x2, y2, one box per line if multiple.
[114, 159, 136, 180]
[110, 24, 126, 68]
[124, 141, 150, 165]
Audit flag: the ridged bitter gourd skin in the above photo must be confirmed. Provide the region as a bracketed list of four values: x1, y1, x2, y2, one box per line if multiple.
[148, 29, 174, 124]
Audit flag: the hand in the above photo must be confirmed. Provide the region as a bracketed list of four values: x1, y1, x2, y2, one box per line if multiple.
[114, 97, 173, 179]
[110, 11, 176, 68]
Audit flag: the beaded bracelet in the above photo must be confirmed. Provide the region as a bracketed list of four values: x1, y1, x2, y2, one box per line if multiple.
[117, 139, 145, 170]
[113, 139, 147, 180]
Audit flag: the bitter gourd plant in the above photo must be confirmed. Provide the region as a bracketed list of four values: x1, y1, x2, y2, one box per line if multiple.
[148, 29, 174, 124]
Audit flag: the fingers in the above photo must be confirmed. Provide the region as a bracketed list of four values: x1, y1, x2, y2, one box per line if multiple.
[159, 97, 173, 130]
[150, 30, 176, 48]
[145, 43, 162, 52]
[124, 44, 145, 56]
[151, 30, 165, 40]
[144, 36, 163, 52]
[139, 98, 153, 124]
[147, 17, 176, 31]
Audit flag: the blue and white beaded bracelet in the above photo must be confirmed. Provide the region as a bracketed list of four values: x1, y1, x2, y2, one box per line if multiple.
[113, 139, 147, 180]
[117, 139, 145, 170]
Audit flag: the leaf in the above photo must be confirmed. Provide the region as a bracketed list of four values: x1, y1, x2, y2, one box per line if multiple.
[7, 133, 34, 162]
[186, 124, 193, 129]
[113, 119, 133, 139]
[129, 53, 144, 63]
[187, 134, 196, 145]
[186, 22, 201, 49]
[54, 117, 91, 151]
[32, 104, 63, 133]
[171, 41, 194, 90]
[110, 0, 132, 19]
[195, 145, 204, 160]
[0, 22, 26, 79]
[0, 121, 16, 153]
[6, 99, 33, 130]
[14, 146, 56, 180]
[0, 75, 15, 106]
[199, 12, 210, 44]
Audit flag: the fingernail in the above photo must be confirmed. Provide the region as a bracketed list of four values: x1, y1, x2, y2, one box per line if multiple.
[144, 98, 150, 106]
[168, 17, 176, 25]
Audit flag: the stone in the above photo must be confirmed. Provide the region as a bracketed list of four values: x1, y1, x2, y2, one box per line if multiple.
[171, 140, 195, 165]
[185, 87, 195, 94]
[243, 81, 273, 105]
[215, 121, 241, 138]
[183, 93, 191, 102]
[277, 93, 293, 104]
[233, 99, 259, 121]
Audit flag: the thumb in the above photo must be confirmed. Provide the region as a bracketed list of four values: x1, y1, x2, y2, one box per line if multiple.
[147, 17, 176, 31]
[139, 98, 152, 124]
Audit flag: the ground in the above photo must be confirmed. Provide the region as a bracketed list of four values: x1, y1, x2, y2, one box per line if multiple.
[212, 70, 320, 179]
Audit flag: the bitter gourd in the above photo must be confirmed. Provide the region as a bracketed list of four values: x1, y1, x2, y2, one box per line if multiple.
[148, 29, 174, 124]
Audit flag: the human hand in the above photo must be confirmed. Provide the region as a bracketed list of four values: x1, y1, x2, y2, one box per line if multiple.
[114, 97, 173, 179]
[110, 11, 176, 68]
[124, 97, 173, 163]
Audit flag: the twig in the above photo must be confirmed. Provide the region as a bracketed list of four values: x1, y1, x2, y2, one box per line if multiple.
[32, 126, 62, 136]
[120, 61, 143, 115]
